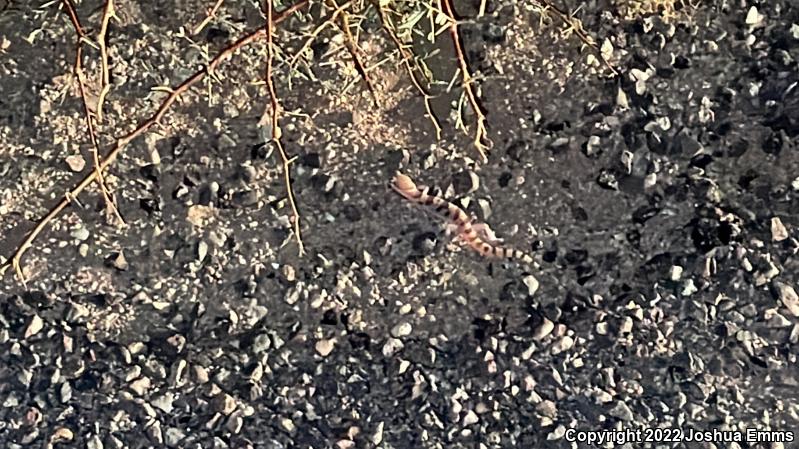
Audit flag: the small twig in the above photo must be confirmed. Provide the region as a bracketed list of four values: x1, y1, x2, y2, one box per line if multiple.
[60, 0, 125, 226]
[192, 0, 225, 35]
[77, 61, 126, 226]
[95, 0, 115, 122]
[287, 0, 352, 69]
[2, 0, 310, 286]
[536, 0, 618, 76]
[370, 0, 442, 139]
[327, 0, 379, 107]
[439, 0, 489, 163]
[58, 0, 81, 31]
[261, 0, 305, 256]
[476, 0, 487, 18]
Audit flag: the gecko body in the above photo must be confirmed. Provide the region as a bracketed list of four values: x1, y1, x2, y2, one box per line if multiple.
[392, 172, 533, 264]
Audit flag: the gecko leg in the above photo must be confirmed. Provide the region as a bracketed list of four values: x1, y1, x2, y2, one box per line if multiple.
[445, 223, 471, 247]
[472, 223, 503, 245]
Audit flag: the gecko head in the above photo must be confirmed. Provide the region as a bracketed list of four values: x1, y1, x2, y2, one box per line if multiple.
[393, 172, 417, 192]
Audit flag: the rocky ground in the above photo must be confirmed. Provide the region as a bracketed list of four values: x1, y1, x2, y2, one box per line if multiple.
[1, 0, 798, 448]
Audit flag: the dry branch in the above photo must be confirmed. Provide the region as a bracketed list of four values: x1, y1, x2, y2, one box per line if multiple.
[1, 0, 310, 286]
[327, 0, 379, 107]
[95, 0, 115, 122]
[439, 0, 489, 162]
[370, 0, 442, 140]
[537, 0, 619, 76]
[288, 1, 352, 71]
[60, 0, 125, 226]
[192, 0, 225, 35]
[261, 0, 306, 256]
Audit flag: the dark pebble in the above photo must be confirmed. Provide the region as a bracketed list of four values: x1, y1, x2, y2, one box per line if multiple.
[22, 290, 51, 308]
[84, 293, 111, 307]
[544, 120, 571, 133]
[73, 370, 99, 392]
[321, 309, 338, 325]
[412, 232, 438, 255]
[383, 149, 405, 168]
[564, 249, 588, 265]
[451, 170, 478, 194]
[310, 174, 335, 192]
[472, 317, 499, 341]
[617, 175, 645, 195]
[502, 305, 532, 331]
[140, 164, 160, 182]
[656, 66, 674, 79]
[626, 228, 641, 246]
[678, 133, 703, 154]
[542, 250, 558, 263]
[728, 138, 749, 157]
[342, 205, 362, 222]
[762, 130, 785, 155]
[205, 27, 230, 44]
[140, 197, 161, 215]
[690, 218, 726, 252]
[232, 190, 259, 207]
[571, 205, 588, 221]
[250, 143, 269, 160]
[737, 169, 758, 189]
[331, 111, 352, 128]
[541, 303, 563, 322]
[498, 172, 512, 187]
[500, 280, 526, 301]
[689, 153, 713, 168]
[311, 40, 329, 59]
[301, 152, 322, 168]
[674, 55, 691, 69]
[483, 23, 506, 43]
[348, 332, 370, 350]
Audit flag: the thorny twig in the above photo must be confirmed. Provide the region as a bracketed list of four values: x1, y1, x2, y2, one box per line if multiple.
[536, 0, 619, 76]
[192, 0, 225, 35]
[96, 0, 115, 121]
[261, 0, 306, 256]
[439, 0, 489, 162]
[476, 0, 487, 17]
[1, 0, 310, 286]
[287, 0, 352, 69]
[326, 0, 379, 107]
[60, 0, 125, 225]
[369, 0, 442, 139]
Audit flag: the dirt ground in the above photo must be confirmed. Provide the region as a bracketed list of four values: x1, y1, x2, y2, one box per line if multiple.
[1, 0, 799, 448]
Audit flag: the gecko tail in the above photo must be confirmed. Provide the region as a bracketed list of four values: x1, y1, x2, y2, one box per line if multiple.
[492, 246, 534, 264]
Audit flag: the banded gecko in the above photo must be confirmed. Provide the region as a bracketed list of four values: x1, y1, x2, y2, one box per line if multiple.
[391, 172, 534, 264]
